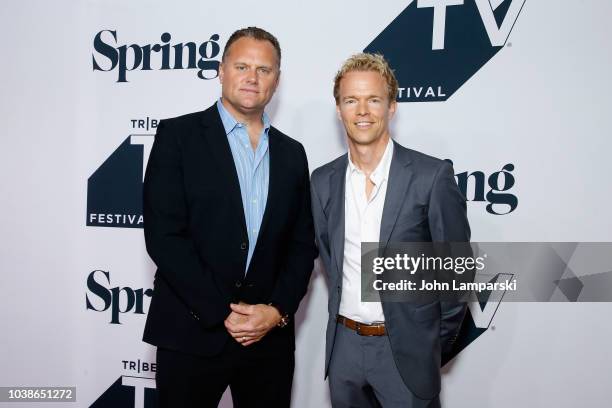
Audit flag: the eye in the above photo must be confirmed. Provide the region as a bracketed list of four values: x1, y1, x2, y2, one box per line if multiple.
[369, 98, 381, 104]
[344, 99, 356, 105]
[257, 67, 272, 75]
[236, 65, 247, 71]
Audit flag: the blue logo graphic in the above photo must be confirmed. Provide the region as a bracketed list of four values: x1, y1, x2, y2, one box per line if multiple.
[442, 273, 510, 365]
[90, 376, 156, 408]
[365, 0, 526, 102]
[87, 135, 154, 228]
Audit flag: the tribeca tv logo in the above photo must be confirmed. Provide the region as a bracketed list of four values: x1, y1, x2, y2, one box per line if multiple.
[366, 0, 526, 102]
[442, 273, 511, 365]
[90, 359, 157, 408]
[92, 30, 221, 83]
[87, 130, 155, 229]
[90, 376, 156, 408]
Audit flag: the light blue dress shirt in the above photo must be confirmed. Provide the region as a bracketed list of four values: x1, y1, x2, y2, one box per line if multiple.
[217, 99, 270, 273]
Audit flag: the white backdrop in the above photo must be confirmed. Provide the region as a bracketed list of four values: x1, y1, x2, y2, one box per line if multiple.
[2, 1, 612, 407]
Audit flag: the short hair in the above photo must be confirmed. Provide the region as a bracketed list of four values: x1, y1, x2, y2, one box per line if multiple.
[333, 53, 398, 104]
[222, 27, 281, 68]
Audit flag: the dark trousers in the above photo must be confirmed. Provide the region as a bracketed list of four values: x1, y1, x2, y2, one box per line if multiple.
[156, 340, 294, 408]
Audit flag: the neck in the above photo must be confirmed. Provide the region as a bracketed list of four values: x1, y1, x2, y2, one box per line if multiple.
[348, 135, 390, 174]
[221, 98, 264, 128]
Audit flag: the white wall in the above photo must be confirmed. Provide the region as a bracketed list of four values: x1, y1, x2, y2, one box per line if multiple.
[1, 1, 611, 407]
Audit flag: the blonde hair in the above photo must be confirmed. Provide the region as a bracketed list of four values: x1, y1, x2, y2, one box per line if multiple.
[333, 53, 398, 104]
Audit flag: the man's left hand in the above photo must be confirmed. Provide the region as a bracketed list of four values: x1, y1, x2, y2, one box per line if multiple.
[224, 303, 281, 346]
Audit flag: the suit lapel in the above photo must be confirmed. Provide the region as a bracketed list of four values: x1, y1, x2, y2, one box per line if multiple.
[329, 155, 348, 277]
[199, 106, 247, 236]
[379, 141, 413, 251]
[255, 129, 278, 247]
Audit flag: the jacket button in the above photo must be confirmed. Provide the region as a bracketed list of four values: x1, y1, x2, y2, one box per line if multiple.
[235, 281, 242, 288]
[240, 242, 247, 250]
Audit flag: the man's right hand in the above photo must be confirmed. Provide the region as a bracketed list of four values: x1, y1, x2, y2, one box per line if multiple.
[224, 303, 282, 346]
[225, 310, 249, 326]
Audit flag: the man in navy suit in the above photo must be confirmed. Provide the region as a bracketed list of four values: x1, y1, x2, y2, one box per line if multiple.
[143, 27, 317, 407]
[311, 53, 470, 407]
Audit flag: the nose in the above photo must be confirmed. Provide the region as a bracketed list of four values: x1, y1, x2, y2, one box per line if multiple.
[356, 100, 368, 116]
[246, 68, 258, 84]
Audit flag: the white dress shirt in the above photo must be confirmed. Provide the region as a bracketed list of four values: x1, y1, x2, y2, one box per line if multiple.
[339, 139, 394, 324]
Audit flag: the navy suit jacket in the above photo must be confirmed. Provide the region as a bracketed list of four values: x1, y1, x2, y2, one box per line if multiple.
[142, 104, 317, 356]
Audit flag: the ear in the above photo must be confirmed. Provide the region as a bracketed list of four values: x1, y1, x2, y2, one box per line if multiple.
[388, 100, 397, 120]
[218, 63, 225, 84]
[336, 103, 342, 121]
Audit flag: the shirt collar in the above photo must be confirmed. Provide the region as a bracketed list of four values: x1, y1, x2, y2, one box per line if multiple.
[216, 98, 271, 136]
[347, 139, 394, 186]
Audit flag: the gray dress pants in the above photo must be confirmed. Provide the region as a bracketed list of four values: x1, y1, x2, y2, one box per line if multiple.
[328, 324, 441, 408]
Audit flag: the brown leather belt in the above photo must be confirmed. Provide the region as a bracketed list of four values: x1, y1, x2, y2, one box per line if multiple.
[337, 315, 386, 336]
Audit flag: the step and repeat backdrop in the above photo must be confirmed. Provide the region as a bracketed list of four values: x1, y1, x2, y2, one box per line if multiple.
[2, 1, 612, 407]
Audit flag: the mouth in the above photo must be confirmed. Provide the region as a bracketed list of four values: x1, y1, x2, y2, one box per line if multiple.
[240, 88, 259, 94]
[354, 121, 374, 129]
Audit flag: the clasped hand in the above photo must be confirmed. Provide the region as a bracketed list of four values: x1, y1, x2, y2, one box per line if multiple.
[224, 303, 281, 346]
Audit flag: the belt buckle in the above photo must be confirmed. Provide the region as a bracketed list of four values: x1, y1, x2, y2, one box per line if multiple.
[360, 322, 384, 336]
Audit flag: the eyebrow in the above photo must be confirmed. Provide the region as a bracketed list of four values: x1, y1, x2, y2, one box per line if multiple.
[232, 61, 275, 70]
[342, 94, 383, 100]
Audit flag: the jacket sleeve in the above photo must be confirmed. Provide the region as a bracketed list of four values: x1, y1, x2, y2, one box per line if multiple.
[143, 119, 230, 328]
[427, 161, 472, 356]
[268, 144, 318, 316]
[310, 171, 332, 276]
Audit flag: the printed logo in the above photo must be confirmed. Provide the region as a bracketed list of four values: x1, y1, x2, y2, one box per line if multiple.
[93, 30, 221, 83]
[442, 273, 511, 365]
[452, 162, 518, 215]
[86, 270, 153, 324]
[90, 376, 156, 408]
[365, 0, 526, 102]
[87, 132, 155, 229]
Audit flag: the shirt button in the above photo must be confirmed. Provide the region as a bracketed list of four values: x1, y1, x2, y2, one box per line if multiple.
[252, 199, 257, 204]
[240, 242, 247, 250]
[235, 281, 242, 288]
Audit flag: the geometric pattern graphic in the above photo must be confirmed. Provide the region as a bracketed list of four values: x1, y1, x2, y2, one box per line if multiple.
[86, 135, 153, 229]
[90, 376, 157, 408]
[445, 242, 612, 364]
[443, 273, 506, 365]
[365, 0, 526, 102]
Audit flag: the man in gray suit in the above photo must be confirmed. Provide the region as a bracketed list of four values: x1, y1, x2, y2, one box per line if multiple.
[310, 53, 470, 407]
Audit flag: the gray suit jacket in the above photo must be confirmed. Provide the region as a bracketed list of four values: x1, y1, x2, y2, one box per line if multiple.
[310, 140, 471, 400]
